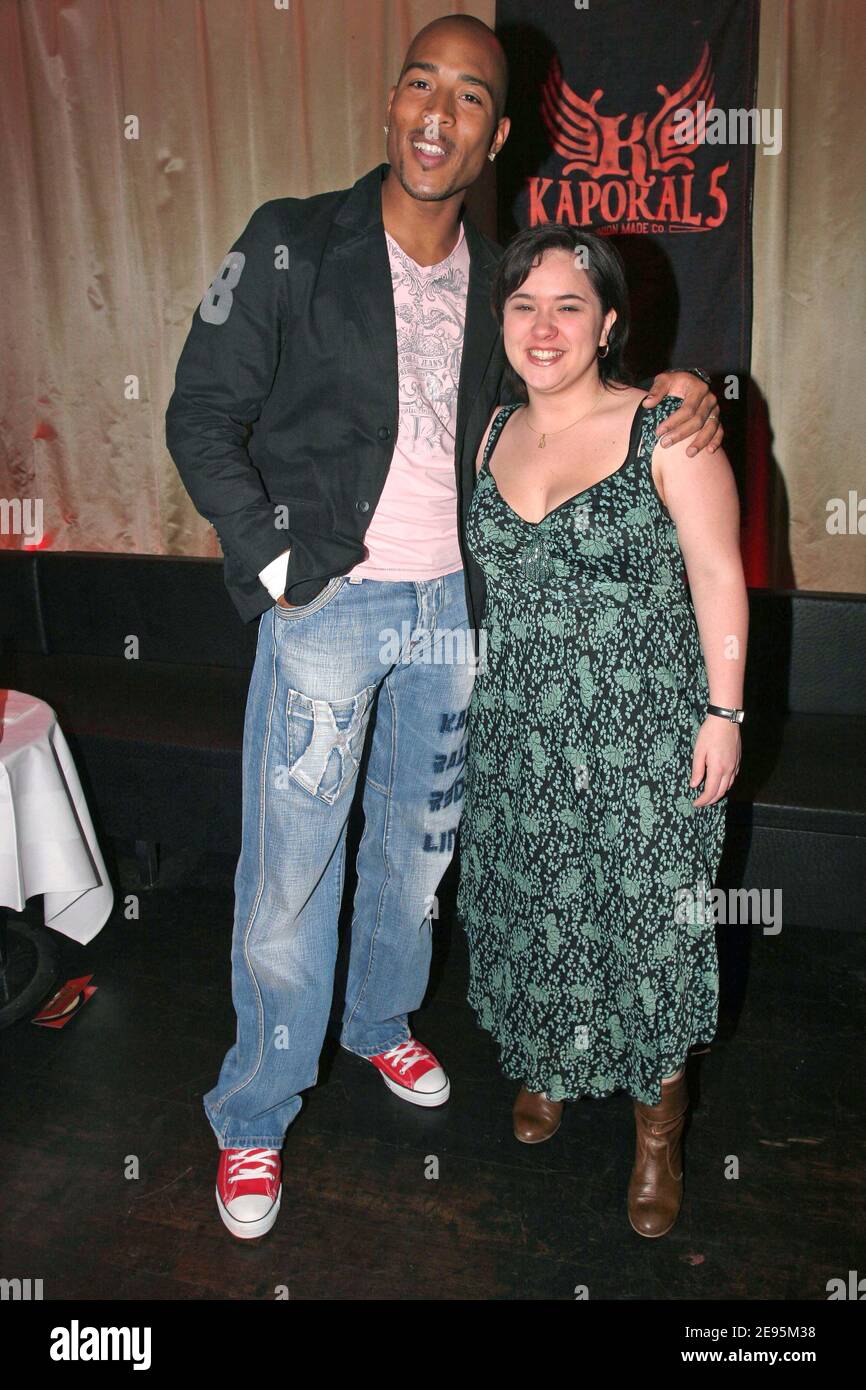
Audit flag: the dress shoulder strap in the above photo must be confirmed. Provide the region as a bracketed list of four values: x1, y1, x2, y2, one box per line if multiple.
[482, 402, 523, 472]
[637, 394, 685, 457]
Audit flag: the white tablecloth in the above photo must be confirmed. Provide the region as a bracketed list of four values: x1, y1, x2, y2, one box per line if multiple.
[0, 690, 113, 944]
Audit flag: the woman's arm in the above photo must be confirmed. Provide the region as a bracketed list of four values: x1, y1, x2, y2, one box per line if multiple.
[653, 435, 749, 807]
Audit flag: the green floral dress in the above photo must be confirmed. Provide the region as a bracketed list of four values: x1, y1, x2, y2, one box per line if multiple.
[456, 396, 726, 1106]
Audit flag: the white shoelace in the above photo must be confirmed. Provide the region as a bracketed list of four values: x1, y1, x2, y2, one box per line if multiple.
[382, 1039, 430, 1075]
[227, 1148, 279, 1181]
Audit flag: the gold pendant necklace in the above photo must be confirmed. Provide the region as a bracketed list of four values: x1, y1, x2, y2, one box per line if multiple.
[523, 390, 605, 449]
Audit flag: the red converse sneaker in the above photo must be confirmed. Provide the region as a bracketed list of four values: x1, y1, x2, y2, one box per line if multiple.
[215, 1147, 281, 1239]
[366, 1037, 450, 1107]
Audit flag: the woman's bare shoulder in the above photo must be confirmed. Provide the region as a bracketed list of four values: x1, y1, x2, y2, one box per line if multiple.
[599, 384, 646, 417]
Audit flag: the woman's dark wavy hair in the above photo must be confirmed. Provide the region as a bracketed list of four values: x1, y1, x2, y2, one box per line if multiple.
[491, 225, 633, 402]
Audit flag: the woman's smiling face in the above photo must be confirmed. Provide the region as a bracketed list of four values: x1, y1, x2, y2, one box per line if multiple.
[503, 247, 617, 395]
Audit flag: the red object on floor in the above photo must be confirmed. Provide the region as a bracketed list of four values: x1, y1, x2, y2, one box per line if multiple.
[32, 975, 96, 1028]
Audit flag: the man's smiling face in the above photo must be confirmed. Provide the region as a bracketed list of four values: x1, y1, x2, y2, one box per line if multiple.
[386, 22, 509, 203]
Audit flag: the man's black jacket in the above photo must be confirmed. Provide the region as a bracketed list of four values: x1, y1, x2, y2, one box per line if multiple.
[165, 162, 512, 631]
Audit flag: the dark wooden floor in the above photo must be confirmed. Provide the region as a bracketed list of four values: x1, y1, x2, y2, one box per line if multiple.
[1, 831, 864, 1302]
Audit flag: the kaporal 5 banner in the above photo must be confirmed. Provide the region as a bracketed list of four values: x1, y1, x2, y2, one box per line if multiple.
[495, 0, 760, 381]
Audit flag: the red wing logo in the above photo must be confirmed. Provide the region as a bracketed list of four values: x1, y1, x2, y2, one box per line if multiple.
[533, 45, 728, 232]
[646, 42, 715, 172]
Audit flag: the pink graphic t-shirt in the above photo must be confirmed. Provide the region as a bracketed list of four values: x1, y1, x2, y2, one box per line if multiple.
[346, 220, 470, 581]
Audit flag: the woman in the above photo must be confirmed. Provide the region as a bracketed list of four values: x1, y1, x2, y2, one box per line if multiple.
[456, 225, 748, 1237]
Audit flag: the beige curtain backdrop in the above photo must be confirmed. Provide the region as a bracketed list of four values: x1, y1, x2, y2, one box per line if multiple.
[1, 0, 863, 592]
[750, 0, 866, 592]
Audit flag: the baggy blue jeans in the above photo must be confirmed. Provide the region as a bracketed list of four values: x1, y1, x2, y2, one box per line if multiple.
[203, 569, 478, 1149]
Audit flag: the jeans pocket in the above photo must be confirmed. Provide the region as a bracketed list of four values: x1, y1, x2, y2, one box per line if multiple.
[274, 575, 345, 620]
[286, 680, 378, 805]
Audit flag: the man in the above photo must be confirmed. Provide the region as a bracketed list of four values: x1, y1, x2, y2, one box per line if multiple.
[165, 13, 721, 1240]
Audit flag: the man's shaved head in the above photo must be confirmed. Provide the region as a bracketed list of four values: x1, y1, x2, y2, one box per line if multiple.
[400, 14, 509, 122]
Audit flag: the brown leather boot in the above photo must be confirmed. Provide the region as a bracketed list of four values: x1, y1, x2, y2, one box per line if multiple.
[627, 1069, 688, 1237]
[513, 1085, 564, 1143]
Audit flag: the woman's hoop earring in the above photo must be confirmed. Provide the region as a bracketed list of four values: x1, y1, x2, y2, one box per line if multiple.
[598, 342, 609, 358]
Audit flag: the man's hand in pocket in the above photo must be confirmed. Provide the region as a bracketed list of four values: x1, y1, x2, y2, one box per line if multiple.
[276, 595, 297, 608]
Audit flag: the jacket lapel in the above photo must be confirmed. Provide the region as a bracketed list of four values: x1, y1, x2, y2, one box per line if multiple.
[330, 165, 399, 402]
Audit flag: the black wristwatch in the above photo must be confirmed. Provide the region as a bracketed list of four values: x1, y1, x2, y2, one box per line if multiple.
[707, 704, 744, 724]
[687, 368, 712, 385]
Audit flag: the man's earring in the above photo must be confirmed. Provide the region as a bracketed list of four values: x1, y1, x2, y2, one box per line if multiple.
[384, 124, 390, 134]
[488, 151, 496, 162]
